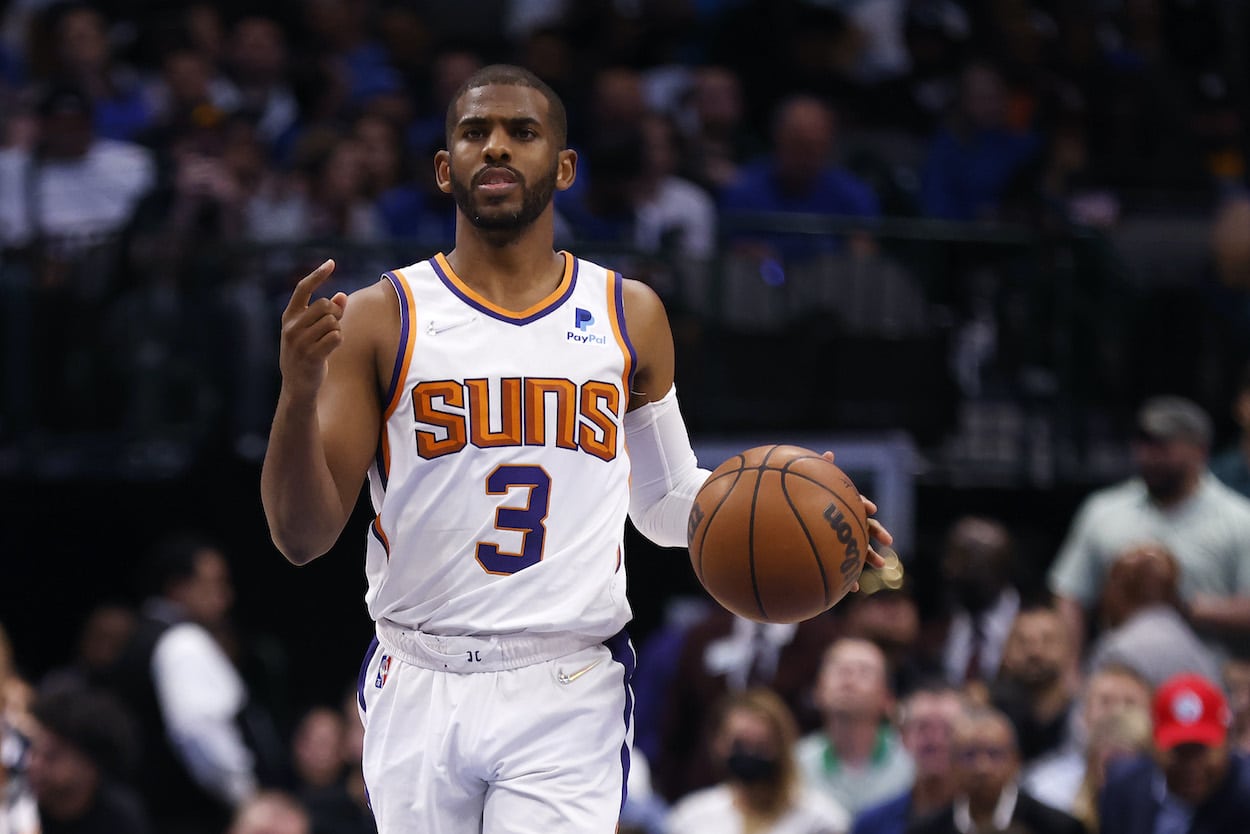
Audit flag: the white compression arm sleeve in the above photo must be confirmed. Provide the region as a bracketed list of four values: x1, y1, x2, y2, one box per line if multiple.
[625, 386, 711, 548]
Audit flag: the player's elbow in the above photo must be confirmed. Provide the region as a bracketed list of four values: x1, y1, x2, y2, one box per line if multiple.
[268, 527, 330, 566]
[630, 507, 688, 550]
[629, 467, 712, 550]
[262, 494, 342, 566]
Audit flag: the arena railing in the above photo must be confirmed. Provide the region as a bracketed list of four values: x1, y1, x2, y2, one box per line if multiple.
[0, 212, 1199, 487]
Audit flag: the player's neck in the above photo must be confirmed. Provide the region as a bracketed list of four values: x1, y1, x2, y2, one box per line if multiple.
[446, 220, 565, 311]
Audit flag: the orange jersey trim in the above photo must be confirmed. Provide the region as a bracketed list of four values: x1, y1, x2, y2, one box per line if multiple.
[433, 251, 574, 322]
[377, 268, 417, 485]
[605, 270, 635, 405]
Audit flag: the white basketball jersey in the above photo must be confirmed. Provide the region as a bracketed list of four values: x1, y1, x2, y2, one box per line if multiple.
[364, 251, 636, 640]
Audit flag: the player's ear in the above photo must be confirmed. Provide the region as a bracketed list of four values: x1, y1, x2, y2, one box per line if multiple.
[434, 149, 452, 194]
[555, 148, 577, 192]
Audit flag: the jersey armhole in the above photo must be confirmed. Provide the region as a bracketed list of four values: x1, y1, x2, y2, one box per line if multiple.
[374, 269, 416, 490]
[605, 270, 638, 397]
[381, 268, 417, 420]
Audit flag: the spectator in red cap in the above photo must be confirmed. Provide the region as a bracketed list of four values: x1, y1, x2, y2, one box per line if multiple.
[1099, 672, 1250, 834]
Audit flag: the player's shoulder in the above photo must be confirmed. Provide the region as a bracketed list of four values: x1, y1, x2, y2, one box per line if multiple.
[563, 252, 619, 287]
[380, 256, 439, 289]
[564, 252, 668, 328]
[340, 270, 407, 351]
[606, 273, 665, 331]
[353, 256, 440, 302]
[347, 273, 401, 311]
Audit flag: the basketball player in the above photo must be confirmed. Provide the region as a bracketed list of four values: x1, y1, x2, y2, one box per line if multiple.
[260, 65, 890, 834]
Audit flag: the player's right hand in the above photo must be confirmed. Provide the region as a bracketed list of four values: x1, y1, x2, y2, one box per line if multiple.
[279, 259, 348, 401]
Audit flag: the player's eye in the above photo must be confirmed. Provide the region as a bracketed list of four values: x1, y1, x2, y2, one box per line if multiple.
[515, 127, 536, 140]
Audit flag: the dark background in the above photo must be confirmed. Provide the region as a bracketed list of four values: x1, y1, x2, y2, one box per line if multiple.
[0, 453, 1087, 713]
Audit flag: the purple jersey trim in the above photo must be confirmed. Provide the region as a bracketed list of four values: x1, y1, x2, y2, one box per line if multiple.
[356, 636, 380, 712]
[430, 254, 579, 325]
[375, 271, 412, 487]
[381, 271, 412, 408]
[605, 629, 635, 812]
[369, 517, 389, 556]
[373, 441, 387, 490]
[612, 273, 638, 393]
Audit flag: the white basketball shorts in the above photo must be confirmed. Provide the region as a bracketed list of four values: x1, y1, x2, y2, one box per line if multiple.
[355, 622, 636, 834]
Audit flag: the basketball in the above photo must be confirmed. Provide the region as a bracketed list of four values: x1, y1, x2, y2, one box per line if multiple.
[686, 444, 871, 623]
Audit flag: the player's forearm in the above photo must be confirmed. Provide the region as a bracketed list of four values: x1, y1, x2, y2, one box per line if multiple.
[625, 386, 711, 548]
[261, 392, 351, 565]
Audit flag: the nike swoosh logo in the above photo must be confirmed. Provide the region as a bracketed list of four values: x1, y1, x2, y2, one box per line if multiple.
[427, 317, 475, 335]
[557, 658, 602, 685]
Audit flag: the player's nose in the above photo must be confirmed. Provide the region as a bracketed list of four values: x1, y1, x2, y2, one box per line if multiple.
[483, 126, 511, 162]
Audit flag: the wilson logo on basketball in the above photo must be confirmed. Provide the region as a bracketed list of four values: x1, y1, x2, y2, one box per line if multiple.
[687, 501, 705, 546]
[823, 504, 862, 585]
[687, 444, 870, 624]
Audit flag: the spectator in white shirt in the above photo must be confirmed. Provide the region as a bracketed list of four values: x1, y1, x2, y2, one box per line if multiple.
[0, 83, 154, 253]
[101, 533, 258, 834]
[667, 688, 850, 834]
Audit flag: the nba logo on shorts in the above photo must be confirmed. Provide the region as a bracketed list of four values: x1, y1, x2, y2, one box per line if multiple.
[375, 655, 391, 689]
[574, 308, 594, 331]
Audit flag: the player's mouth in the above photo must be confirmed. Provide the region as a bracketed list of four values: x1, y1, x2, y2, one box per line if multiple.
[474, 166, 521, 194]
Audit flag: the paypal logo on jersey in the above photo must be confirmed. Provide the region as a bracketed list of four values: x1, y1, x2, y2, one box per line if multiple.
[568, 307, 606, 344]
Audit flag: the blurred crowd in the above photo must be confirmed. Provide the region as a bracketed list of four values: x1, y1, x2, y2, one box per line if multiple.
[0, 0, 1248, 461]
[4, 0, 1250, 832]
[7, 387, 1250, 832]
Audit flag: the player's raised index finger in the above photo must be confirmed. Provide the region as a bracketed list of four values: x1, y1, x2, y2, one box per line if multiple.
[288, 259, 336, 310]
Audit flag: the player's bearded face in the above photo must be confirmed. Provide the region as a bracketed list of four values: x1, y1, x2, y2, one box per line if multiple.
[451, 158, 558, 232]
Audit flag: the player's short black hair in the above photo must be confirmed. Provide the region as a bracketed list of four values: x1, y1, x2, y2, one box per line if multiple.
[31, 686, 138, 778]
[444, 64, 567, 149]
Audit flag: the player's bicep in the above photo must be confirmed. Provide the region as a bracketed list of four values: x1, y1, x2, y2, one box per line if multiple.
[316, 283, 392, 517]
[620, 278, 675, 409]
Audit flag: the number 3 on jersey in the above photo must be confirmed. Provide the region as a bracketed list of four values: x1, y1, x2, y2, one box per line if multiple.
[476, 464, 551, 575]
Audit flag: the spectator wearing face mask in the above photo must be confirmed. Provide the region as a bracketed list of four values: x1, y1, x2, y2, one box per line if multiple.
[666, 688, 850, 834]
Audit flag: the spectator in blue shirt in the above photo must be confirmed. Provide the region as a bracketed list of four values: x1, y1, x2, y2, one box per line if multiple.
[44, 4, 154, 143]
[720, 94, 879, 261]
[852, 684, 965, 834]
[919, 60, 1040, 221]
